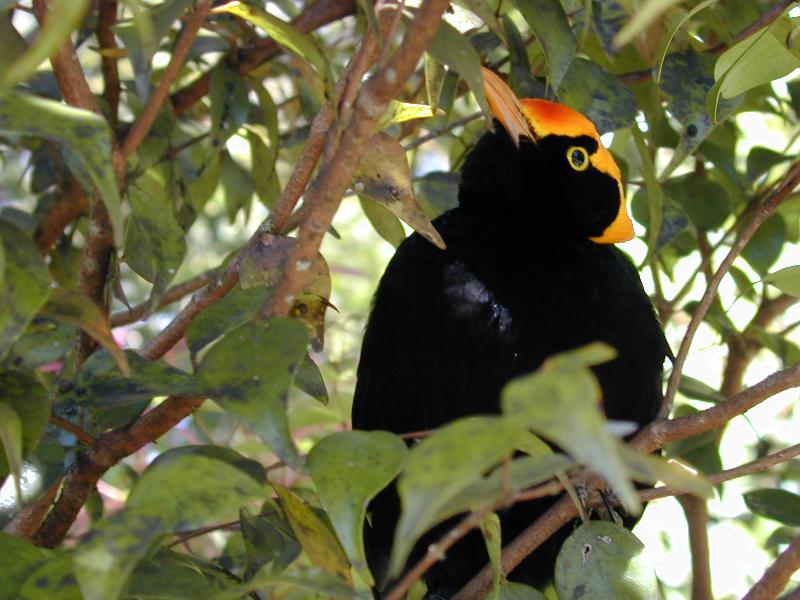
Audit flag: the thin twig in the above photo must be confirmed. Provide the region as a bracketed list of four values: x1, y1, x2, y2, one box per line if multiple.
[120, 0, 212, 159]
[454, 366, 800, 599]
[679, 494, 712, 600]
[49, 414, 96, 446]
[110, 269, 218, 328]
[660, 158, 800, 418]
[97, 0, 121, 131]
[258, 0, 451, 320]
[743, 535, 800, 600]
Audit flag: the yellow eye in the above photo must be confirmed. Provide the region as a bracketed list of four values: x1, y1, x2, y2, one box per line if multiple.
[567, 146, 589, 171]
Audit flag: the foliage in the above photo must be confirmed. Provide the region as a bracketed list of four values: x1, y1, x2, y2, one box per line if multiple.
[1, 1, 799, 599]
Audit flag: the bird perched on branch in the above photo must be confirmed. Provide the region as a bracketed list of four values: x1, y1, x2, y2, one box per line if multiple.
[352, 68, 667, 597]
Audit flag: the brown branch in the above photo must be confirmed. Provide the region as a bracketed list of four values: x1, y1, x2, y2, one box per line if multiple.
[49, 414, 96, 446]
[110, 269, 218, 328]
[97, 0, 121, 131]
[259, 0, 450, 320]
[34, 177, 89, 254]
[660, 158, 800, 418]
[386, 507, 496, 600]
[170, 0, 357, 116]
[743, 535, 800, 600]
[679, 494, 712, 600]
[120, 0, 211, 159]
[454, 365, 800, 599]
[32, 396, 205, 547]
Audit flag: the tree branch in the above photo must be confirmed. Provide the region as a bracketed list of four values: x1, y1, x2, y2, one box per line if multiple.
[743, 535, 800, 600]
[32, 396, 204, 546]
[97, 0, 121, 131]
[119, 0, 212, 159]
[259, 0, 451, 320]
[454, 365, 800, 599]
[170, 0, 357, 116]
[661, 159, 800, 418]
[679, 494, 712, 600]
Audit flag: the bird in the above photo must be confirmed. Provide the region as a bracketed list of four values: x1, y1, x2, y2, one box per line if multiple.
[351, 68, 667, 598]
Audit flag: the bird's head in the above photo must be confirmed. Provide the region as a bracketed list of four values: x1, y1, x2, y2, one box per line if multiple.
[457, 68, 633, 244]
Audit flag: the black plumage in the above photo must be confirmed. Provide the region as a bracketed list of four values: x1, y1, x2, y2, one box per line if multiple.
[352, 76, 667, 597]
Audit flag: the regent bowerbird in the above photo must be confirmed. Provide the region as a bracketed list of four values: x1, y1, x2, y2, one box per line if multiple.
[352, 67, 668, 597]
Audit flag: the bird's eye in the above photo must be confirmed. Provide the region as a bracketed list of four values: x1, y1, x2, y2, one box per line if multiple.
[567, 146, 589, 172]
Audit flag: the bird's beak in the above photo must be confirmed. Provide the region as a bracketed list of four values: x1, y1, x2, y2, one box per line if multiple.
[480, 67, 634, 244]
[481, 67, 535, 145]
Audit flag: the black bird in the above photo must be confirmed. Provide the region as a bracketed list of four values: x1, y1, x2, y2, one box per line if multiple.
[352, 69, 667, 597]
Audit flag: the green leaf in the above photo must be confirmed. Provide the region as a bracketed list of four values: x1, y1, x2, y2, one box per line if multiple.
[665, 172, 730, 231]
[617, 445, 713, 498]
[295, 353, 329, 404]
[354, 133, 443, 249]
[613, 0, 683, 48]
[742, 214, 786, 275]
[74, 446, 265, 600]
[307, 431, 407, 585]
[114, 0, 195, 101]
[220, 151, 255, 223]
[240, 506, 301, 575]
[65, 349, 201, 408]
[678, 374, 726, 403]
[414, 171, 460, 220]
[186, 285, 269, 357]
[499, 581, 547, 599]
[273, 484, 352, 583]
[555, 521, 656, 600]
[0, 221, 51, 359]
[0, 532, 50, 600]
[128, 549, 238, 600]
[0, 403, 23, 508]
[2, 0, 90, 88]
[197, 319, 308, 470]
[434, 453, 573, 526]
[655, 0, 719, 83]
[659, 51, 742, 175]
[39, 288, 131, 376]
[425, 18, 491, 123]
[0, 371, 49, 480]
[764, 265, 800, 297]
[0, 92, 122, 246]
[746, 147, 789, 181]
[558, 58, 637, 134]
[512, 0, 577, 92]
[125, 171, 187, 310]
[208, 570, 370, 600]
[212, 1, 332, 92]
[501, 343, 640, 514]
[480, 512, 502, 600]
[210, 63, 251, 149]
[390, 416, 526, 576]
[424, 53, 446, 114]
[19, 553, 83, 600]
[358, 196, 407, 247]
[714, 15, 800, 101]
[744, 488, 800, 526]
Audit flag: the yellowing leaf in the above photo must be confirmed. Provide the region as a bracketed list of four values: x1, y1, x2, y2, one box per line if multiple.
[354, 133, 445, 250]
[273, 484, 352, 583]
[0, 403, 23, 509]
[40, 288, 131, 377]
[378, 101, 435, 129]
